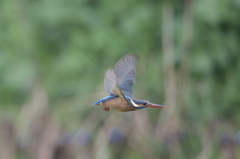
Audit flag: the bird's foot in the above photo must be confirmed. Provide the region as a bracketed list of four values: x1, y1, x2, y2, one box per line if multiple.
[104, 107, 110, 111]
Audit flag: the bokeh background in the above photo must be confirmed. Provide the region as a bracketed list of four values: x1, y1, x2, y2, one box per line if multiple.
[0, 0, 240, 159]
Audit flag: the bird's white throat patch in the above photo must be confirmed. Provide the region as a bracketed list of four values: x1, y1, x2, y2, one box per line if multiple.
[130, 99, 139, 107]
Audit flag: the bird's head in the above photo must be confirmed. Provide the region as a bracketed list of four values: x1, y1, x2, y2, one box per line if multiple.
[130, 99, 165, 109]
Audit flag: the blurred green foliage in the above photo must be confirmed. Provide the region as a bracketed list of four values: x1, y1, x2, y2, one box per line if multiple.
[0, 0, 240, 158]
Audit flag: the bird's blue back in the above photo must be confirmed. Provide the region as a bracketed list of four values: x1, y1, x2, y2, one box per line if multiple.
[93, 95, 132, 106]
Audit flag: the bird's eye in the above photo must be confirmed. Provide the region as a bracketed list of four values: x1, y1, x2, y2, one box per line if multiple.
[143, 103, 147, 105]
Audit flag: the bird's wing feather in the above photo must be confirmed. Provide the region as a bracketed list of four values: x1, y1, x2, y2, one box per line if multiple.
[104, 69, 116, 95]
[104, 69, 128, 103]
[114, 54, 138, 98]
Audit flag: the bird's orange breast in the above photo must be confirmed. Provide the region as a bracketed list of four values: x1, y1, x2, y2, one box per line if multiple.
[102, 97, 137, 112]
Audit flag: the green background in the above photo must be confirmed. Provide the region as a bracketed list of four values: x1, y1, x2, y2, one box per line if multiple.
[0, 0, 240, 158]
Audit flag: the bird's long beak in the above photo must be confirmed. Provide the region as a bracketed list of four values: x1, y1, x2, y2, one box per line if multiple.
[148, 103, 165, 108]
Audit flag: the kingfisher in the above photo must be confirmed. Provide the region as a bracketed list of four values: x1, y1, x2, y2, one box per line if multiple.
[93, 54, 165, 112]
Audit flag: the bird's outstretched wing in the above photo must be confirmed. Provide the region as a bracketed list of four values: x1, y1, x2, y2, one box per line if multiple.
[104, 69, 128, 103]
[104, 69, 116, 95]
[114, 54, 138, 98]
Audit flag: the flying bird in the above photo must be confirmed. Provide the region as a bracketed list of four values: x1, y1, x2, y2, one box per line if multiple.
[93, 54, 165, 112]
